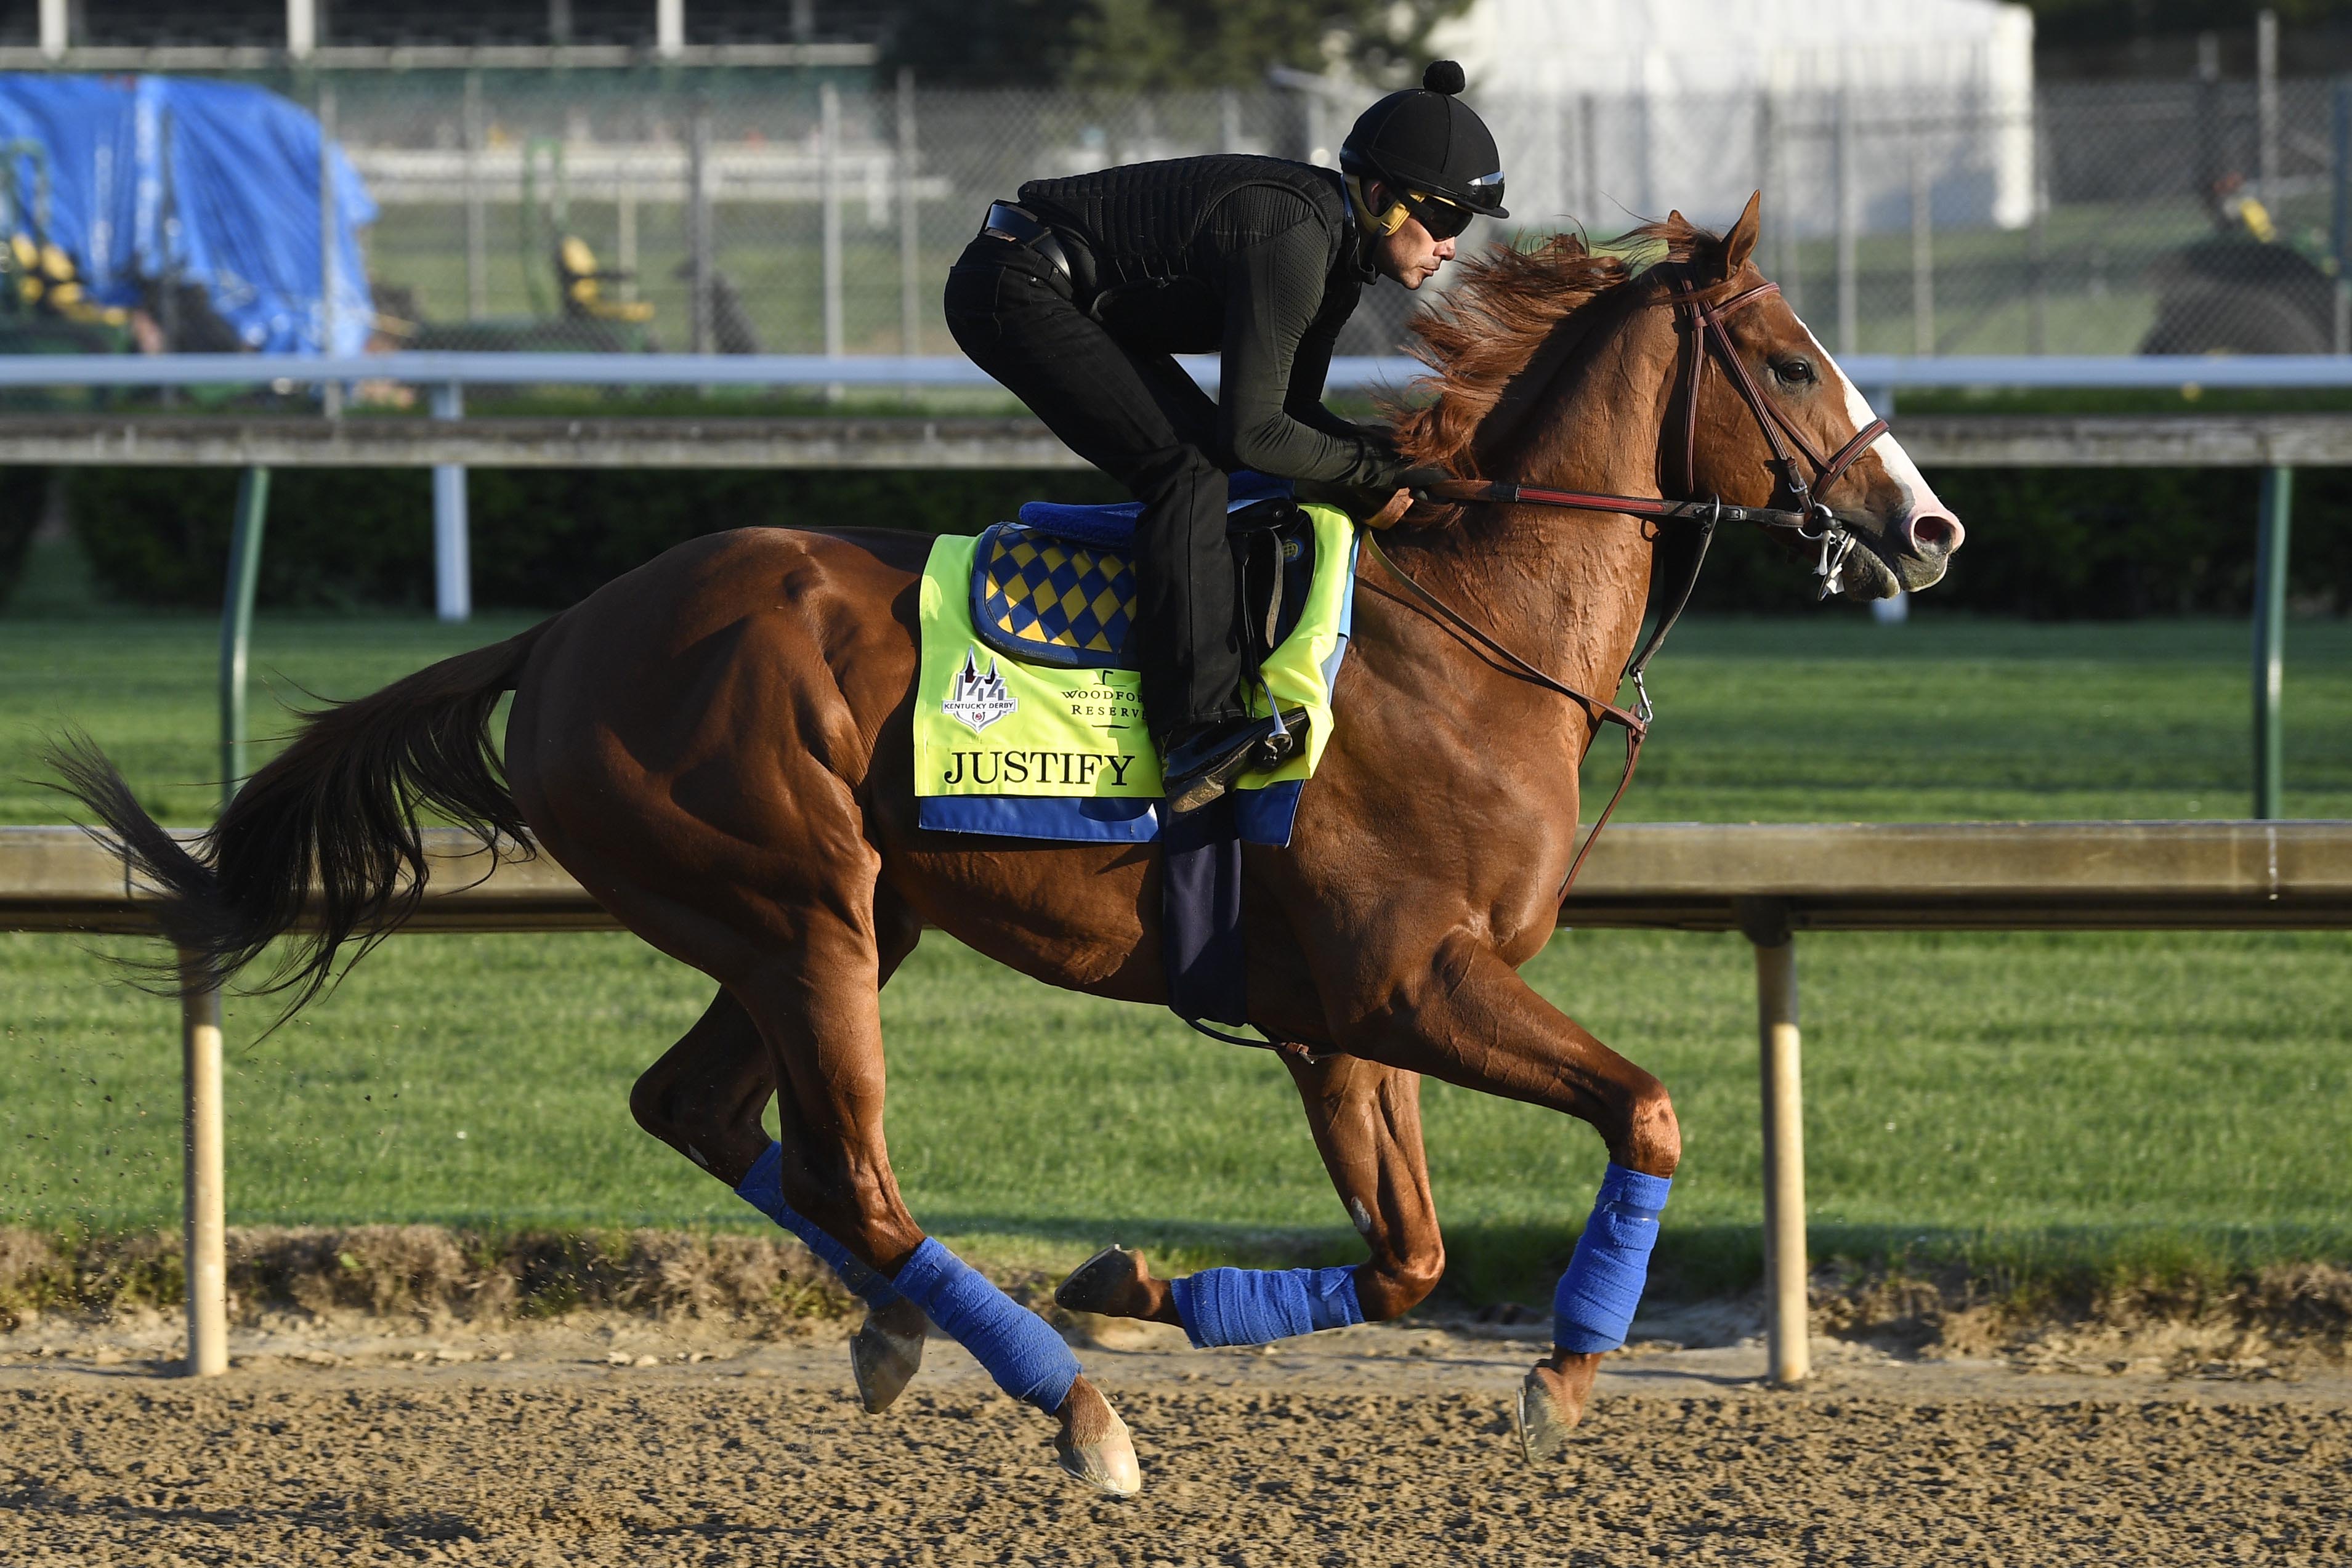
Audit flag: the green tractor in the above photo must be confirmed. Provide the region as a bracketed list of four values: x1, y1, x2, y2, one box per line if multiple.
[394, 138, 661, 354]
[2141, 177, 2342, 356]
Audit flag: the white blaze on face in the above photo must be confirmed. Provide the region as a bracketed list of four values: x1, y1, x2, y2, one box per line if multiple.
[1800, 323, 1949, 522]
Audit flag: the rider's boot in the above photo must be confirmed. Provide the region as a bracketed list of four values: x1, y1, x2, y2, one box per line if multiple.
[1160, 708, 1310, 815]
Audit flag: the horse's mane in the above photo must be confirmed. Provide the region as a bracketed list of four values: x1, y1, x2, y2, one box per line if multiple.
[1384, 213, 1729, 495]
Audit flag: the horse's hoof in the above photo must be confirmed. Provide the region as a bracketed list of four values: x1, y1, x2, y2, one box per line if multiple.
[1054, 1245, 1150, 1317]
[850, 1299, 927, 1414]
[1516, 1367, 1577, 1463]
[1054, 1376, 1142, 1498]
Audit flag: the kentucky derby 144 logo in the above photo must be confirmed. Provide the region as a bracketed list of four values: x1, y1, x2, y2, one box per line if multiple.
[943, 649, 1017, 733]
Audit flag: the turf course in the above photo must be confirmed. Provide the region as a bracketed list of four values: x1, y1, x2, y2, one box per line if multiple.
[2, 612, 2348, 1296]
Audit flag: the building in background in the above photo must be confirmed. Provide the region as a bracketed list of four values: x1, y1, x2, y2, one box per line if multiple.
[1430, 0, 2038, 237]
[0, 3, 2340, 359]
[0, 1, 883, 54]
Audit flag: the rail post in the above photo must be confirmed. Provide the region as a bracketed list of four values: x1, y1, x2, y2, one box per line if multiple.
[431, 382, 471, 622]
[463, 70, 487, 320]
[2027, 96, 2049, 355]
[2258, 10, 2281, 208]
[2334, 80, 2352, 352]
[186, 465, 265, 1378]
[219, 467, 269, 792]
[1835, 88, 1857, 355]
[1910, 125, 1935, 355]
[179, 961, 227, 1376]
[2253, 466, 2292, 818]
[820, 78, 844, 401]
[897, 67, 921, 378]
[1738, 897, 1809, 1388]
[317, 79, 341, 419]
[689, 96, 712, 356]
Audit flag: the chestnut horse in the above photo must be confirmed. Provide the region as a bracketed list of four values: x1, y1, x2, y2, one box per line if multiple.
[57, 198, 1960, 1494]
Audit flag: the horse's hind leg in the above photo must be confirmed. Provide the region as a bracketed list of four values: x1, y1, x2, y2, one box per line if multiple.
[628, 982, 928, 1412]
[1286, 1056, 1446, 1319]
[1056, 1054, 1445, 1341]
[728, 913, 1140, 1495]
[627, 988, 777, 1186]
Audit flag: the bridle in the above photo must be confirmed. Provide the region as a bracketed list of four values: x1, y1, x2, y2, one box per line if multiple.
[1415, 265, 1891, 600]
[1361, 259, 1891, 902]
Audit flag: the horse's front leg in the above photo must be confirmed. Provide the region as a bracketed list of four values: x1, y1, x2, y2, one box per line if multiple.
[1332, 930, 1681, 1461]
[1054, 1053, 1445, 1337]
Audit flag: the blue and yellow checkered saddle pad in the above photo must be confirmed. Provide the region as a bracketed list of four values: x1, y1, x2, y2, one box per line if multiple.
[971, 521, 1141, 670]
[968, 508, 1317, 673]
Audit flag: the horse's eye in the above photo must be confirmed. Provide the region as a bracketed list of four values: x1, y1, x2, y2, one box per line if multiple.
[1772, 357, 1817, 387]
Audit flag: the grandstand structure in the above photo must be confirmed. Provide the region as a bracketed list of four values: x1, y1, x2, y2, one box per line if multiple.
[4, 0, 881, 63]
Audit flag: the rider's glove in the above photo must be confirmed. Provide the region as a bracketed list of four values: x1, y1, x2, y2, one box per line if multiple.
[1292, 477, 1394, 519]
[1297, 467, 1456, 527]
[1397, 466, 1455, 500]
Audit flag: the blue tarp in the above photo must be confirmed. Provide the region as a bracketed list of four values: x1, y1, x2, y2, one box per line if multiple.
[0, 75, 376, 355]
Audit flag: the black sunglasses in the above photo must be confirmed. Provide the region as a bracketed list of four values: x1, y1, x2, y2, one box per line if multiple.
[1400, 191, 1477, 241]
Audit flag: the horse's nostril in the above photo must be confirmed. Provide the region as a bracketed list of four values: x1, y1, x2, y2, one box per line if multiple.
[1907, 511, 1963, 556]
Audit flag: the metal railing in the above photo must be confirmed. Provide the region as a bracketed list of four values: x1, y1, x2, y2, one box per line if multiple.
[18, 349, 2352, 396]
[0, 347, 2330, 819]
[7, 820, 2348, 1387]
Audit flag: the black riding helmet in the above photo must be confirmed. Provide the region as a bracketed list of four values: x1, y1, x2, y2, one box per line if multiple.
[1340, 60, 1509, 227]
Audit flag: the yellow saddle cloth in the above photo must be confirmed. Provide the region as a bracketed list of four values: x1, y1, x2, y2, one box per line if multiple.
[912, 501, 1356, 845]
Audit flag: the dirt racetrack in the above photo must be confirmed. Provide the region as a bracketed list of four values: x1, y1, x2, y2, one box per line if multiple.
[3, 1314, 2347, 1567]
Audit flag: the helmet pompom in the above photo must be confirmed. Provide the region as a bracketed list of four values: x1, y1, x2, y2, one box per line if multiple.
[1423, 60, 1466, 95]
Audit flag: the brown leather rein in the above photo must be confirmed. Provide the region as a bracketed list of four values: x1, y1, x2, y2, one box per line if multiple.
[1361, 266, 1890, 903]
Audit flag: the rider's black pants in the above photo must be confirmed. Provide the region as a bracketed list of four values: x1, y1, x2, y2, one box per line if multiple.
[944, 236, 1245, 741]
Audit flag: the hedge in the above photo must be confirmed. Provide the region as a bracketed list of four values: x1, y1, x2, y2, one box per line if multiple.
[0, 468, 44, 596]
[7, 463, 2348, 619]
[48, 467, 1125, 613]
[1689, 464, 2351, 617]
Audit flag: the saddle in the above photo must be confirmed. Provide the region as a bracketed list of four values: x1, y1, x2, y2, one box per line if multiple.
[971, 473, 1317, 672]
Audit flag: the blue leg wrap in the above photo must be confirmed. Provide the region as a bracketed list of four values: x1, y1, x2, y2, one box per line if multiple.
[893, 1237, 1081, 1413]
[1168, 1266, 1365, 1348]
[1552, 1163, 1673, 1354]
[733, 1141, 905, 1309]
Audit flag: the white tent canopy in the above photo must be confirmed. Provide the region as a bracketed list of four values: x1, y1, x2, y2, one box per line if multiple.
[1426, 0, 2037, 236]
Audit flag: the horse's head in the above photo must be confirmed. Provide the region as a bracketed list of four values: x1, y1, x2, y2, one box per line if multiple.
[1675, 194, 1964, 600]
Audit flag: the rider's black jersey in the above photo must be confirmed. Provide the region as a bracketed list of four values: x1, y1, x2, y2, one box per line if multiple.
[1016, 155, 1403, 489]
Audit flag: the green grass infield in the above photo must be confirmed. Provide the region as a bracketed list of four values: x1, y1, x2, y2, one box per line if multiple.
[2, 611, 2348, 1303]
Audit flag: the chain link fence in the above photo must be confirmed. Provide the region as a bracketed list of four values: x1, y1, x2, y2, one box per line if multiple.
[10, 66, 2352, 360]
[1455, 75, 2349, 358]
[317, 73, 1308, 356]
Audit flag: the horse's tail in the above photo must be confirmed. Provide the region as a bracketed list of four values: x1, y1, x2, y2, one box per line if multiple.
[49, 617, 556, 1015]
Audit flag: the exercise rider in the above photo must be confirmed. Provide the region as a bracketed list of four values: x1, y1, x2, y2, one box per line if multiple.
[945, 60, 1508, 812]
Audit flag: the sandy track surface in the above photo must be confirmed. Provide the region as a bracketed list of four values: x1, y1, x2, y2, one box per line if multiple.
[3, 1319, 2347, 1566]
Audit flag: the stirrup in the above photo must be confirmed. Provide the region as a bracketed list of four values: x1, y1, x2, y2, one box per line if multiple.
[1163, 708, 1309, 815]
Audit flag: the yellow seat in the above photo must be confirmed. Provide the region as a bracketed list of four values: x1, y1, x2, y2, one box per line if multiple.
[556, 234, 655, 324]
[9, 233, 127, 325]
[10, 232, 41, 306]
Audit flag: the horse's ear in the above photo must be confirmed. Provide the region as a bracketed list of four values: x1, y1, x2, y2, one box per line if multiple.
[1723, 192, 1762, 274]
